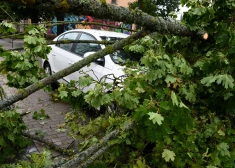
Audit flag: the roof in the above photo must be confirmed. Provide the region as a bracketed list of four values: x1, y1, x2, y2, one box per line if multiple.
[64, 29, 129, 38]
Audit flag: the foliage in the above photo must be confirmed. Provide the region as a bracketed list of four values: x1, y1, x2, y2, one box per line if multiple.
[1, 150, 53, 168]
[0, 23, 51, 88]
[0, 0, 54, 22]
[0, 110, 30, 163]
[128, 0, 180, 18]
[32, 109, 50, 120]
[51, 0, 235, 167]
[0, 22, 16, 34]
[1, 0, 235, 167]
[51, 80, 86, 110]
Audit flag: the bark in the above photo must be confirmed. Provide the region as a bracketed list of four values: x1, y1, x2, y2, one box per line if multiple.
[62, 0, 194, 36]
[78, 146, 109, 168]
[4, 0, 207, 37]
[3, 40, 113, 52]
[56, 121, 134, 168]
[0, 30, 149, 109]
[47, 21, 136, 32]
[0, 33, 24, 39]
[47, 40, 115, 45]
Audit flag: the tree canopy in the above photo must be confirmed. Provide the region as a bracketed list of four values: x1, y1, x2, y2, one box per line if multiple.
[129, 0, 180, 18]
[0, 1, 55, 22]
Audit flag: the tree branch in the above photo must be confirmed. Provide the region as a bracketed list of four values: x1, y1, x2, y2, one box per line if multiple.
[22, 132, 75, 156]
[53, 121, 134, 168]
[2, 40, 114, 52]
[47, 40, 114, 45]
[78, 146, 109, 168]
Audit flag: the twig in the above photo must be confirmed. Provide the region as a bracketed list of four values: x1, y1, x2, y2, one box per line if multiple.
[0, 6, 15, 22]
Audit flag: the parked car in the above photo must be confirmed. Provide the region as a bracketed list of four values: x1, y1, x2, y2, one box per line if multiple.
[42, 29, 133, 91]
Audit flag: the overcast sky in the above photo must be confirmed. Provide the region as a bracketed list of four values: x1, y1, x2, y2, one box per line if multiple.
[177, 5, 189, 20]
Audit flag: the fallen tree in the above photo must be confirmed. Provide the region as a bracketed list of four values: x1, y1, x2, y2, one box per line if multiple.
[4, 0, 208, 38]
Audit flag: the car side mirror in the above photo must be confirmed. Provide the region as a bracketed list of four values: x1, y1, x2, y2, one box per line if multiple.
[95, 58, 105, 66]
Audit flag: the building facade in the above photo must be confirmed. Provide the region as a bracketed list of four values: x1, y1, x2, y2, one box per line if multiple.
[48, 0, 136, 35]
[106, 0, 136, 8]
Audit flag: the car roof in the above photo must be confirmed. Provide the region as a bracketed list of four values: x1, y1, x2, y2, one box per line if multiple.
[62, 29, 129, 38]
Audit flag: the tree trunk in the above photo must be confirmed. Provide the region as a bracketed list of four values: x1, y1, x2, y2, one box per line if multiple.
[5, 0, 197, 37]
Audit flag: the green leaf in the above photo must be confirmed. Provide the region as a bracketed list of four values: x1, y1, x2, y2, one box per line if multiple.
[191, 7, 205, 15]
[58, 91, 68, 99]
[24, 35, 37, 45]
[136, 87, 145, 93]
[185, 92, 196, 102]
[162, 149, 176, 162]
[201, 75, 216, 87]
[171, 91, 179, 106]
[217, 142, 230, 157]
[34, 45, 42, 53]
[7, 134, 15, 142]
[216, 74, 234, 89]
[224, 93, 233, 100]
[165, 75, 177, 83]
[160, 101, 171, 110]
[71, 90, 82, 97]
[78, 76, 94, 87]
[148, 112, 164, 125]
[218, 130, 225, 136]
[125, 138, 131, 145]
[179, 101, 189, 109]
[201, 74, 234, 89]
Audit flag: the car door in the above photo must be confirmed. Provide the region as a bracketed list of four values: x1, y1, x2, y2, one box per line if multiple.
[49, 32, 80, 83]
[69, 32, 105, 91]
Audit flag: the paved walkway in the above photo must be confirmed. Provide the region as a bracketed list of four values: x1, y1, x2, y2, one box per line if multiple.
[0, 39, 76, 161]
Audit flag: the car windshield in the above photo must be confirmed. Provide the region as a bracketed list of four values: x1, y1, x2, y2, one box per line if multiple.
[100, 36, 136, 64]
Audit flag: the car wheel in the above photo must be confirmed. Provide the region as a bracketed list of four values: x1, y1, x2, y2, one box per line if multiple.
[44, 63, 52, 77]
[44, 63, 59, 90]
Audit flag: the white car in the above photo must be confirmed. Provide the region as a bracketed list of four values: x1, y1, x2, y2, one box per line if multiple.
[42, 29, 132, 90]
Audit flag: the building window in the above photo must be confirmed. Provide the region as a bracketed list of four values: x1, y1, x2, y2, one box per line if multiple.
[111, 0, 117, 4]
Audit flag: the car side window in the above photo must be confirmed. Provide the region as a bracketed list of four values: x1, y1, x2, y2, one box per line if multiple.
[57, 32, 78, 51]
[74, 33, 101, 56]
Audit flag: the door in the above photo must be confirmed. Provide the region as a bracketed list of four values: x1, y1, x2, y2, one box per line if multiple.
[50, 32, 80, 83]
[70, 32, 105, 91]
